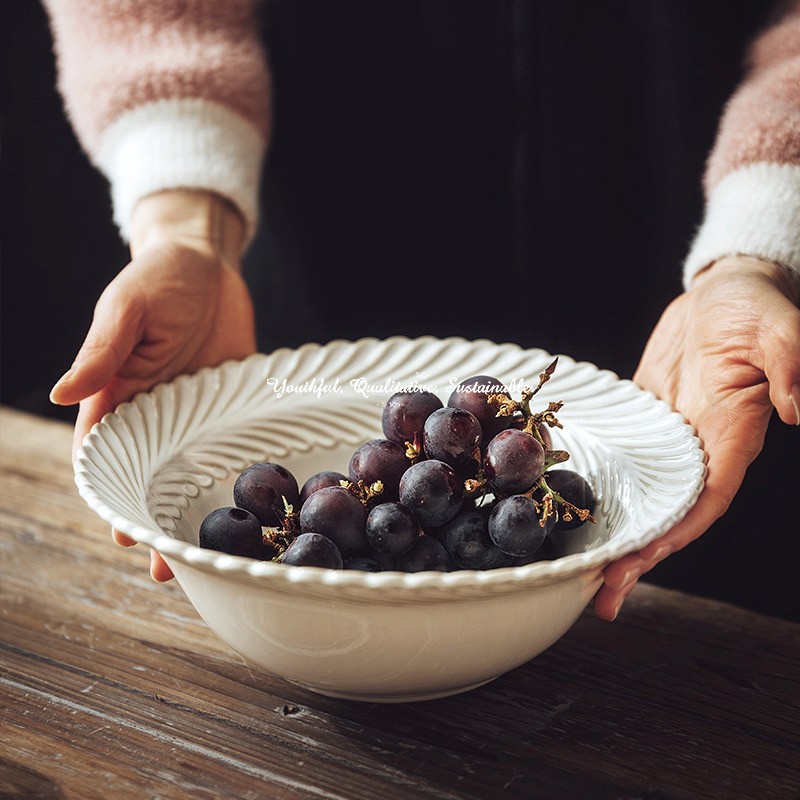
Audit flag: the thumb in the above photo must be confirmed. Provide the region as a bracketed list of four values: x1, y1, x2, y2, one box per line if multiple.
[72, 388, 124, 462]
[758, 298, 800, 426]
[50, 289, 144, 407]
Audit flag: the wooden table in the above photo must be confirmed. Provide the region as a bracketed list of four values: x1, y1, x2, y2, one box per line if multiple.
[2, 407, 798, 800]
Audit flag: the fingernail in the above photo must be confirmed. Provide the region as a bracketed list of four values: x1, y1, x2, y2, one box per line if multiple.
[610, 596, 624, 621]
[49, 368, 74, 403]
[790, 385, 800, 426]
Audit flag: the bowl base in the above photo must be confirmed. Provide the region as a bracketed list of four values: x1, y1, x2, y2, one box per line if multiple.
[290, 676, 499, 704]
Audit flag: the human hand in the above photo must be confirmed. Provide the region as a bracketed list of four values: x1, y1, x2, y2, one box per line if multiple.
[593, 255, 800, 620]
[50, 189, 257, 582]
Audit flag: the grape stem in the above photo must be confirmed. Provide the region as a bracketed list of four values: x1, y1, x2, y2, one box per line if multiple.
[262, 495, 300, 559]
[264, 527, 295, 559]
[543, 449, 570, 470]
[277, 495, 299, 532]
[488, 358, 564, 448]
[531, 475, 597, 527]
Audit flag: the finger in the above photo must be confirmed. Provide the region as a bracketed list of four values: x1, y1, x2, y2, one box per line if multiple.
[50, 289, 144, 407]
[150, 549, 175, 582]
[594, 575, 640, 621]
[113, 528, 137, 547]
[600, 402, 769, 618]
[758, 302, 800, 425]
[603, 552, 645, 591]
[72, 390, 120, 462]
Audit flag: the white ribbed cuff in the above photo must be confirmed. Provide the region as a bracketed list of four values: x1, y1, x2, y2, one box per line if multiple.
[95, 98, 266, 243]
[683, 163, 800, 288]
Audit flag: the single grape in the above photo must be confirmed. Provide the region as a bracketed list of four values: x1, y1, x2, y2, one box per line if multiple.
[382, 390, 443, 446]
[483, 428, 545, 495]
[422, 407, 482, 472]
[281, 533, 343, 568]
[399, 459, 464, 527]
[365, 502, 420, 555]
[199, 506, 264, 559]
[368, 549, 398, 571]
[488, 495, 555, 557]
[481, 545, 518, 570]
[299, 470, 348, 507]
[543, 469, 597, 529]
[348, 439, 410, 500]
[344, 556, 384, 572]
[512, 541, 553, 566]
[396, 535, 454, 572]
[448, 374, 511, 442]
[234, 462, 300, 526]
[441, 509, 514, 570]
[298, 485, 368, 557]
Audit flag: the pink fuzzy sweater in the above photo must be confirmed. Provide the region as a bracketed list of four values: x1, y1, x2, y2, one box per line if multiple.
[44, 0, 800, 282]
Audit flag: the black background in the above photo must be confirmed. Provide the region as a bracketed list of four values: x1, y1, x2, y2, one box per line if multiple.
[2, 1, 797, 620]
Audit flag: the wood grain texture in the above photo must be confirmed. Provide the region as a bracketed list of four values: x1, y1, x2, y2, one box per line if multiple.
[1, 407, 799, 800]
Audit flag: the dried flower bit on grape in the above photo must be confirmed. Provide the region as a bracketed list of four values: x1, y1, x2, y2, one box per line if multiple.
[464, 474, 489, 499]
[487, 392, 518, 418]
[536, 491, 557, 528]
[404, 431, 423, 463]
[526, 400, 565, 433]
[561, 502, 595, 525]
[341, 478, 384, 506]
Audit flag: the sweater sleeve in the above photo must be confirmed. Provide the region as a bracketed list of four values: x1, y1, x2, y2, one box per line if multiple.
[683, 1, 800, 286]
[42, 0, 271, 242]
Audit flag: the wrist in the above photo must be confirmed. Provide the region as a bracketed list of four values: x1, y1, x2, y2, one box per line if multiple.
[129, 189, 246, 269]
[693, 255, 800, 300]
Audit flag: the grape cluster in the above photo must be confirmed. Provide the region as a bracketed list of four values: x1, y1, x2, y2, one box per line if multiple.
[198, 360, 596, 571]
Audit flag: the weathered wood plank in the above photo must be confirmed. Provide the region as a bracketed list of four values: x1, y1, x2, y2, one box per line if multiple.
[2, 407, 799, 800]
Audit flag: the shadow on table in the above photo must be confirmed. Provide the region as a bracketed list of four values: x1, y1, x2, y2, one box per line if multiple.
[0, 758, 67, 800]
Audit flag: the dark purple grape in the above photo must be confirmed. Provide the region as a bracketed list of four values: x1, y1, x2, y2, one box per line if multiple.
[382, 390, 443, 446]
[369, 549, 398, 571]
[344, 556, 384, 572]
[399, 459, 464, 528]
[488, 495, 555, 557]
[348, 439, 410, 501]
[281, 532, 343, 568]
[234, 462, 300, 526]
[365, 502, 420, 555]
[512, 541, 553, 566]
[396, 535, 454, 572]
[544, 469, 597, 529]
[298, 486, 368, 557]
[448, 375, 511, 442]
[441, 509, 514, 570]
[299, 470, 347, 507]
[422, 407, 482, 471]
[483, 428, 545, 495]
[199, 506, 264, 559]
[481, 546, 518, 570]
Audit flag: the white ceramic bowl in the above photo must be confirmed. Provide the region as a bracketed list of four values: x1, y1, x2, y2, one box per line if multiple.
[75, 337, 705, 702]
